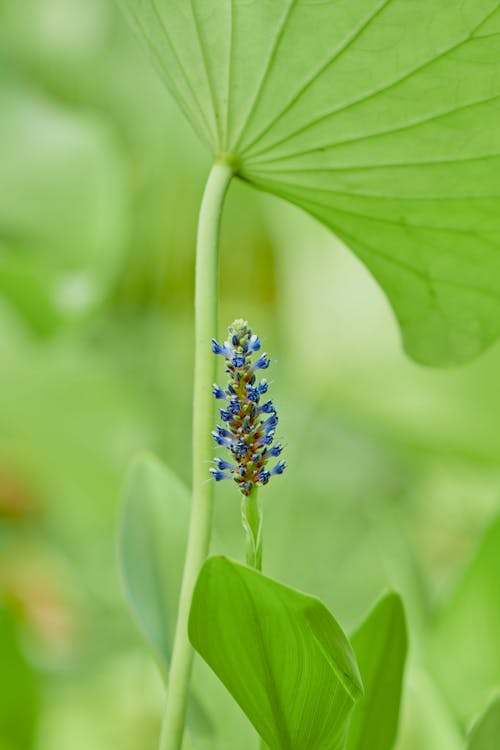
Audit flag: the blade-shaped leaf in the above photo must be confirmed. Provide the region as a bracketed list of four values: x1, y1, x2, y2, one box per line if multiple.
[397, 669, 463, 750]
[119, 452, 190, 666]
[119, 452, 213, 738]
[429, 514, 500, 722]
[467, 696, 500, 750]
[346, 592, 407, 750]
[189, 556, 363, 750]
[120, 0, 500, 366]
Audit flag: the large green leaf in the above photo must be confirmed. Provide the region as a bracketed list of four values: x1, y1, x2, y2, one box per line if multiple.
[346, 592, 407, 750]
[467, 696, 500, 750]
[120, 0, 500, 366]
[189, 556, 363, 750]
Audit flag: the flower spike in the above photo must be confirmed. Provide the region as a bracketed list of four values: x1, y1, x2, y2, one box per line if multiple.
[211, 319, 286, 496]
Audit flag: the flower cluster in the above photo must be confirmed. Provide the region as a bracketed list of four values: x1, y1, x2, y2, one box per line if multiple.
[210, 319, 286, 496]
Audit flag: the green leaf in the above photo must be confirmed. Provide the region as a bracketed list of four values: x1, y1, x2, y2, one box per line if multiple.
[120, 0, 500, 365]
[467, 696, 500, 750]
[346, 592, 407, 750]
[0, 605, 39, 750]
[189, 556, 363, 750]
[119, 453, 213, 738]
[429, 514, 500, 722]
[119, 452, 191, 668]
[397, 669, 463, 750]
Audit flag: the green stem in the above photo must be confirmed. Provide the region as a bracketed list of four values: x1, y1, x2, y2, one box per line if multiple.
[160, 162, 232, 750]
[242, 489, 262, 572]
[242, 488, 266, 750]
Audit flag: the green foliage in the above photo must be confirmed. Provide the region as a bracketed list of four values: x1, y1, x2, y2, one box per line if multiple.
[430, 515, 500, 721]
[467, 696, 500, 750]
[119, 452, 191, 667]
[189, 555, 363, 750]
[119, 452, 213, 738]
[120, 0, 500, 366]
[2, 2, 500, 748]
[0, 606, 39, 750]
[347, 592, 407, 750]
[397, 669, 463, 750]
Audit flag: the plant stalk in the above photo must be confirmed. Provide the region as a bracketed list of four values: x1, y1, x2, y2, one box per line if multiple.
[242, 488, 266, 750]
[242, 489, 262, 572]
[160, 161, 232, 750]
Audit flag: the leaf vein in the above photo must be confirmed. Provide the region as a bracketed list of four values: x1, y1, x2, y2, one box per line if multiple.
[248, 91, 500, 167]
[248, 151, 500, 176]
[128, 2, 212, 146]
[232, 0, 298, 152]
[240, 0, 395, 155]
[189, 0, 221, 145]
[234, 568, 294, 748]
[224, 0, 234, 147]
[244, 5, 500, 160]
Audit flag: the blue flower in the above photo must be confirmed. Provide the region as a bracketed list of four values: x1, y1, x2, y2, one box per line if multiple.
[213, 457, 235, 473]
[232, 354, 246, 367]
[259, 399, 275, 414]
[212, 384, 226, 400]
[228, 398, 240, 415]
[256, 432, 275, 447]
[249, 334, 261, 352]
[211, 431, 230, 447]
[210, 319, 286, 495]
[211, 339, 231, 357]
[245, 386, 259, 403]
[257, 470, 270, 484]
[209, 468, 232, 482]
[268, 443, 283, 457]
[232, 442, 249, 458]
[270, 461, 286, 475]
[252, 353, 270, 370]
[263, 414, 278, 432]
[257, 380, 269, 395]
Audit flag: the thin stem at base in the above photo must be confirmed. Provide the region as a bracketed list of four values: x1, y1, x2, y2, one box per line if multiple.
[159, 162, 232, 750]
[242, 488, 266, 750]
[242, 489, 262, 572]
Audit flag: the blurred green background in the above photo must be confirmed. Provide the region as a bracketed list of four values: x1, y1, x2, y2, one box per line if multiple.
[1, 1, 499, 749]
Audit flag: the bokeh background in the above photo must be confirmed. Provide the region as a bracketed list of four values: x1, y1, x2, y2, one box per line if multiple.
[1, 1, 499, 749]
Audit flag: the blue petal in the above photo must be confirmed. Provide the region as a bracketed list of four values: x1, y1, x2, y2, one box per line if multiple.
[268, 443, 283, 457]
[249, 335, 261, 352]
[271, 461, 287, 475]
[214, 458, 235, 473]
[212, 384, 226, 400]
[259, 399, 275, 414]
[253, 354, 270, 370]
[257, 380, 269, 394]
[257, 470, 270, 484]
[209, 468, 232, 481]
[232, 354, 246, 367]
